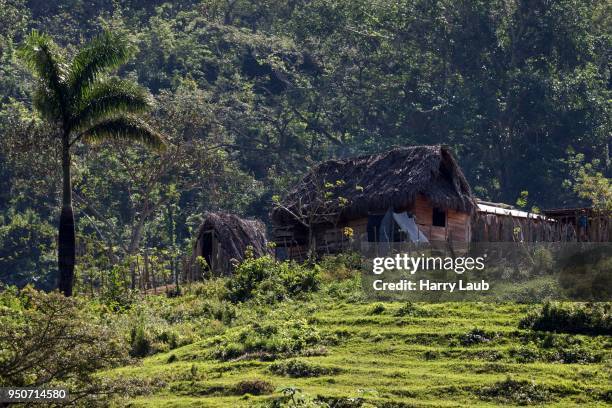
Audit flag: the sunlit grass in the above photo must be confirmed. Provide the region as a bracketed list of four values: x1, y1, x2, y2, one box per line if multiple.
[103, 286, 611, 407]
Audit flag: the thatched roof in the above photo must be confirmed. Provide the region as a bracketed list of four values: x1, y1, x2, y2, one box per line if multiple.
[195, 212, 270, 263]
[271, 145, 476, 226]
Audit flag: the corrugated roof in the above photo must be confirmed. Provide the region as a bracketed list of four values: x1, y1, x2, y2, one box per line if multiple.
[477, 203, 549, 220]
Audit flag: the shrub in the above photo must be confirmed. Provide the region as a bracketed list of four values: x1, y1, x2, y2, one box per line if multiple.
[531, 247, 553, 274]
[130, 325, 152, 357]
[423, 350, 439, 360]
[369, 303, 386, 315]
[318, 252, 362, 282]
[460, 329, 493, 346]
[394, 302, 429, 317]
[0, 287, 129, 404]
[227, 256, 275, 302]
[156, 329, 179, 350]
[271, 387, 323, 408]
[325, 277, 365, 303]
[227, 256, 320, 303]
[200, 299, 237, 324]
[184, 278, 229, 299]
[519, 302, 611, 335]
[269, 359, 339, 377]
[0, 210, 56, 290]
[233, 379, 274, 395]
[478, 377, 553, 405]
[510, 344, 602, 364]
[314, 396, 365, 407]
[159, 296, 236, 325]
[214, 319, 321, 361]
[554, 347, 601, 364]
[509, 345, 542, 363]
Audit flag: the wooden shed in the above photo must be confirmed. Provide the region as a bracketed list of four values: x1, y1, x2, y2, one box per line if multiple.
[270, 145, 477, 260]
[189, 212, 270, 277]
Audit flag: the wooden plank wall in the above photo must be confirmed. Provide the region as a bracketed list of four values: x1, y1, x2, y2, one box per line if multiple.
[414, 195, 470, 243]
[469, 213, 598, 242]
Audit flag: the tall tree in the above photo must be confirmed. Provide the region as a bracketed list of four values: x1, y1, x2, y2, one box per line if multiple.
[18, 31, 165, 296]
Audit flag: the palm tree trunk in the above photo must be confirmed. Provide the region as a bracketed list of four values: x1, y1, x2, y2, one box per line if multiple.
[58, 136, 75, 296]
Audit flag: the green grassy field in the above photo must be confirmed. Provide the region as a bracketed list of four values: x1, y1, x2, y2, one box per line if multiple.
[103, 279, 611, 408]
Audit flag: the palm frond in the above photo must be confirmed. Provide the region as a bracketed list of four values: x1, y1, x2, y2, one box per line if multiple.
[17, 30, 68, 118]
[79, 116, 166, 151]
[68, 31, 135, 97]
[33, 86, 63, 122]
[70, 77, 153, 133]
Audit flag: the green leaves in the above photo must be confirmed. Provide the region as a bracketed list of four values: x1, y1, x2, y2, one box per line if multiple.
[68, 31, 136, 98]
[79, 116, 166, 152]
[17, 30, 68, 120]
[19, 29, 165, 153]
[71, 77, 153, 133]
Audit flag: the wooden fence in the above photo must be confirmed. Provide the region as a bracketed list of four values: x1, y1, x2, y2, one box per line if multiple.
[471, 213, 611, 243]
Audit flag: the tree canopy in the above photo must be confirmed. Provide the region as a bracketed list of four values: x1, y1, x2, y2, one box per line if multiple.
[0, 0, 609, 290]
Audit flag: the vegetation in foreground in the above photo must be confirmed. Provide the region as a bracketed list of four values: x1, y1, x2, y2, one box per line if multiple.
[1, 255, 610, 407]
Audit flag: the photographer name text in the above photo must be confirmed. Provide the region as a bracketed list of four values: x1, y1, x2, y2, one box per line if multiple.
[372, 279, 489, 292]
[371, 254, 490, 292]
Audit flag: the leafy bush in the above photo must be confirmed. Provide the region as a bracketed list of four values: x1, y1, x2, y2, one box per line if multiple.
[158, 295, 236, 326]
[156, 330, 179, 350]
[531, 246, 553, 274]
[318, 252, 362, 282]
[199, 299, 237, 324]
[130, 325, 152, 357]
[0, 287, 129, 403]
[227, 256, 320, 303]
[269, 359, 340, 377]
[519, 302, 611, 335]
[233, 379, 275, 395]
[0, 210, 56, 290]
[183, 279, 229, 299]
[369, 303, 386, 315]
[214, 319, 322, 361]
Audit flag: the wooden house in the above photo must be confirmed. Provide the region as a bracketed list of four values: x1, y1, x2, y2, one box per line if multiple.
[270, 146, 477, 260]
[189, 212, 270, 277]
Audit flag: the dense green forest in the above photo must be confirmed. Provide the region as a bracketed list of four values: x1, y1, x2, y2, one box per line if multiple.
[0, 0, 610, 290]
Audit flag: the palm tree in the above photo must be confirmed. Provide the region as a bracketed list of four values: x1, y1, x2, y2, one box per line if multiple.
[18, 31, 165, 296]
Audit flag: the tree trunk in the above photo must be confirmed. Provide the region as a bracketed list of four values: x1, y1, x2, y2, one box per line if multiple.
[58, 136, 75, 296]
[128, 215, 147, 290]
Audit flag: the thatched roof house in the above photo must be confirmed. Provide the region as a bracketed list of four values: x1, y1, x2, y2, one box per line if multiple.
[190, 212, 270, 276]
[271, 145, 477, 259]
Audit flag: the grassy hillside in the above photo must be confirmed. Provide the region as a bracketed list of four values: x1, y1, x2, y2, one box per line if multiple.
[2, 256, 609, 407]
[100, 268, 611, 407]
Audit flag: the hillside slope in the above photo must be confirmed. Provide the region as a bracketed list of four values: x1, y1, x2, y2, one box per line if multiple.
[105, 283, 611, 407]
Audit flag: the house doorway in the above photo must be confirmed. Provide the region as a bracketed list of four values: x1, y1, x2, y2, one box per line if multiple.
[201, 230, 214, 271]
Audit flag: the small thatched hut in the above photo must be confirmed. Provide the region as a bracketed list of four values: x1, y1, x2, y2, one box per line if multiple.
[190, 212, 270, 276]
[271, 145, 477, 260]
